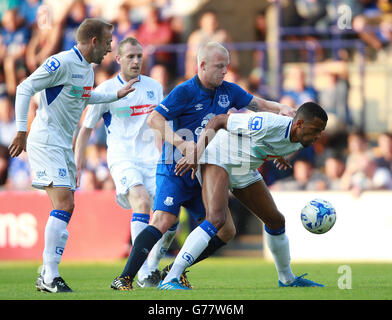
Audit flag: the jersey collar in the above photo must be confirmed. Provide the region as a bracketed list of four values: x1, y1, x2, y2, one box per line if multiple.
[72, 46, 89, 65]
[117, 73, 141, 85]
[285, 119, 293, 141]
[194, 75, 215, 96]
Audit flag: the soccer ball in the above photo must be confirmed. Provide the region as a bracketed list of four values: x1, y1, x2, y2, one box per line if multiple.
[300, 199, 336, 234]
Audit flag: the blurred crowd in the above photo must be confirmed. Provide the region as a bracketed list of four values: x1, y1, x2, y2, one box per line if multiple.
[1, 0, 392, 198]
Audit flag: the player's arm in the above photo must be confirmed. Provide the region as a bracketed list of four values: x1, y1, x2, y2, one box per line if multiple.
[174, 114, 229, 178]
[88, 77, 139, 104]
[147, 110, 195, 156]
[74, 126, 93, 188]
[9, 56, 66, 157]
[246, 96, 296, 118]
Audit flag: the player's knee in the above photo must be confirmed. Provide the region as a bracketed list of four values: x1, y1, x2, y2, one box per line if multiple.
[150, 211, 178, 234]
[132, 199, 151, 213]
[55, 200, 74, 214]
[265, 211, 285, 231]
[218, 223, 236, 242]
[207, 210, 226, 230]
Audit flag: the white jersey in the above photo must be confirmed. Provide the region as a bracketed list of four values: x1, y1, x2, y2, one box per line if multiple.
[83, 74, 163, 168]
[200, 112, 303, 171]
[15, 46, 119, 149]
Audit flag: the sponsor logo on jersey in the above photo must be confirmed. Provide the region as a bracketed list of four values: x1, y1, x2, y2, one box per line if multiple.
[69, 86, 92, 98]
[194, 103, 203, 111]
[43, 57, 61, 73]
[217, 94, 230, 108]
[115, 104, 153, 117]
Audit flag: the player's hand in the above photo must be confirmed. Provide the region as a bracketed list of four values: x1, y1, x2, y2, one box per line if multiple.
[175, 156, 198, 179]
[175, 141, 198, 179]
[147, 104, 156, 113]
[8, 131, 27, 158]
[117, 77, 139, 99]
[278, 104, 296, 118]
[273, 157, 292, 171]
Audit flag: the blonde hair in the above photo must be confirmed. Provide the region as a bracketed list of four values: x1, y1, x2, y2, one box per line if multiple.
[117, 37, 142, 56]
[196, 42, 229, 66]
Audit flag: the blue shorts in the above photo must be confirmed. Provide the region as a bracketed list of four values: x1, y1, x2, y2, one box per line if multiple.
[153, 173, 205, 221]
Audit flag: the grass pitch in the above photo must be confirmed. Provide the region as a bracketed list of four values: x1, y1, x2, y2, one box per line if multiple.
[0, 258, 391, 300]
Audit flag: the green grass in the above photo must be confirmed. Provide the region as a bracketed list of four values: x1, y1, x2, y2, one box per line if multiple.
[0, 258, 391, 300]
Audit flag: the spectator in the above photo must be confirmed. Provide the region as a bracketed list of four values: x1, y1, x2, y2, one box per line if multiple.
[374, 132, 392, 171]
[136, 5, 175, 72]
[185, 10, 239, 79]
[352, 0, 392, 53]
[324, 153, 345, 190]
[340, 152, 392, 196]
[1, 8, 31, 96]
[60, 0, 88, 51]
[149, 63, 174, 97]
[112, 3, 138, 44]
[25, 6, 62, 73]
[338, 129, 391, 195]
[18, 0, 42, 28]
[0, 96, 16, 146]
[270, 158, 328, 191]
[282, 66, 318, 106]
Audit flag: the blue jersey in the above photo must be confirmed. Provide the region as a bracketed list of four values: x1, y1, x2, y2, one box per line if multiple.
[154, 75, 253, 183]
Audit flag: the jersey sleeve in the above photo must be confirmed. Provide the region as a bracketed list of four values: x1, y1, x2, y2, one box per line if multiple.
[229, 83, 253, 110]
[227, 112, 269, 138]
[83, 84, 109, 129]
[15, 55, 68, 131]
[154, 85, 190, 120]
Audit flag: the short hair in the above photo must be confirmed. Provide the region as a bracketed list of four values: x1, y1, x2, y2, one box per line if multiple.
[294, 101, 328, 123]
[197, 41, 228, 66]
[117, 37, 142, 56]
[76, 18, 113, 43]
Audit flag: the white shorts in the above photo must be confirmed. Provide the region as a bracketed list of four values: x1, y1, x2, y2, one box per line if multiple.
[27, 142, 76, 190]
[198, 160, 263, 191]
[110, 161, 156, 209]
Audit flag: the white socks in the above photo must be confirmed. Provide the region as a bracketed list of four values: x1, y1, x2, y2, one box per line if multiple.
[265, 230, 295, 284]
[163, 221, 217, 284]
[42, 212, 70, 284]
[148, 222, 178, 273]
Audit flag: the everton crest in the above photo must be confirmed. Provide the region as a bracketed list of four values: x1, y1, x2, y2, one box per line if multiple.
[217, 94, 230, 108]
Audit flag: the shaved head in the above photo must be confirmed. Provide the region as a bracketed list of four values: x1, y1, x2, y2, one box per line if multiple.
[197, 42, 229, 67]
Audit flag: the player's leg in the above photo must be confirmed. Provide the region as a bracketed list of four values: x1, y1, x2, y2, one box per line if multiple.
[112, 174, 181, 290]
[28, 144, 74, 292]
[160, 164, 230, 288]
[40, 185, 74, 292]
[126, 184, 159, 286]
[232, 180, 323, 287]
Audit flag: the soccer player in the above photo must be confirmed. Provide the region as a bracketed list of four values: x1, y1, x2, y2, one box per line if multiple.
[167, 102, 328, 289]
[75, 37, 175, 288]
[110, 41, 296, 290]
[8, 18, 138, 293]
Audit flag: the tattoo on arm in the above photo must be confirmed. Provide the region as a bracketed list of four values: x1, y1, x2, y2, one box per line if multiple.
[245, 99, 259, 112]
